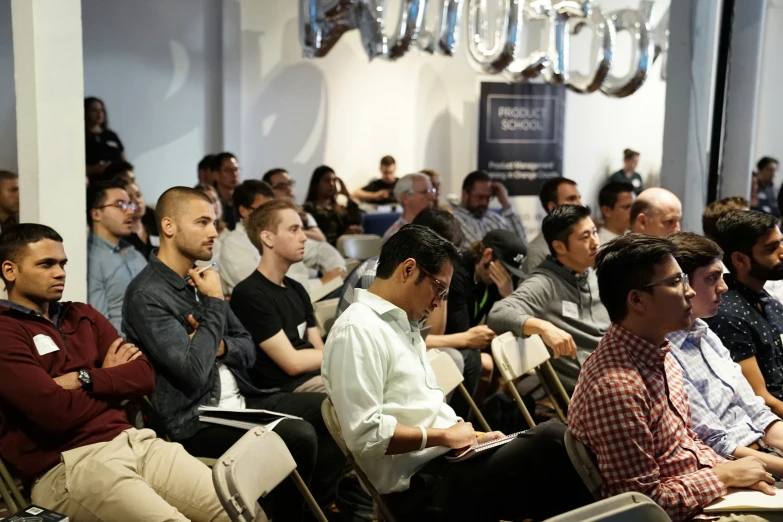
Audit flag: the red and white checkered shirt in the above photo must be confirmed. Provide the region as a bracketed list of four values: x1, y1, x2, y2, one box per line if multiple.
[569, 323, 728, 522]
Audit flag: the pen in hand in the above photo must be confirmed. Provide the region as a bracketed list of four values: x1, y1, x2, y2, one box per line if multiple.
[184, 263, 216, 282]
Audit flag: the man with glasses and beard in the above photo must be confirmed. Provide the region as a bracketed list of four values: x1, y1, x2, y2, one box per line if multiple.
[707, 210, 783, 418]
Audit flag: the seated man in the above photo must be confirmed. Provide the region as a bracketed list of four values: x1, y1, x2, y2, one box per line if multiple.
[352, 154, 398, 205]
[263, 167, 327, 242]
[323, 224, 591, 522]
[382, 172, 435, 241]
[488, 205, 609, 392]
[0, 224, 227, 521]
[123, 187, 342, 522]
[452, 170, 527, 249]
[629, 187, 682, 236]
[667, 232, 783, 476]
[87, 180, 147, 333]
[336, 208, 488, 417]
[569, 233, 776, 522]
[521, 177, 582, 274]
[219, 179, 345, 296]
[706, 210, 783, 418]
[231, 200, 326, 393]
[597, 181, 635, 244]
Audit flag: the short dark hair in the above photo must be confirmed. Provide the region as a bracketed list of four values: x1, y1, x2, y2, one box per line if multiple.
[667, 232, 723, 278]
[702, 197, 748, 239]
[376, 224, 461, 282]
[623, 148, 640, 161]
[156, 187, 213, 230]
[629, 198, 651, 225]
[211, 152, 237, 171]
[0, 170, 18, 182]
[713, 210, 778, 275]
[758, 156, 779, 171]
[380, 155, 396, 167]
[100, 160, 135, 183]
[232, 179, 274, 211]
[411, 208, 464, 247]
[262, 168, 288, 184]
[86, 180, 128, 226]
[539, 177, 577, 212]
[594, 234, 679, 322]
[599, 182, 635, 212]
[198, 154, 215, 171]
[542, 205, 592, 256]
[0, 224, 63, 283]
[462, 170, 491, 193]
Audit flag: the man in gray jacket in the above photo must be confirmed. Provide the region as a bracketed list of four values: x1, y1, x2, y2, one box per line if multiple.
[488, 205, 610, 391]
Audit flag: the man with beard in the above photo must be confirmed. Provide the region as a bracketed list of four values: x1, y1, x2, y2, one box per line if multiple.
[707, 210, 783, 418]
[452, 170, 527, 249]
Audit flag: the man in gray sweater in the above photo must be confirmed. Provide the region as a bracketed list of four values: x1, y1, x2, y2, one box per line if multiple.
[488, 205, 610, 391]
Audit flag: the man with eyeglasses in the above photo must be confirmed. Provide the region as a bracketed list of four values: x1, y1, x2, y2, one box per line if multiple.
[666, 232, 783, 479]
[323, 224, 592, 521]
[382, 173, 436, 242]
[570, 234, 777, 522]
[263, 168, 327, 243]
[87, 180, 147, 333]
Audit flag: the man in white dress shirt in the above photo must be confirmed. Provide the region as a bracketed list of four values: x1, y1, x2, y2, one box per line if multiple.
[322, 224, 591, 522]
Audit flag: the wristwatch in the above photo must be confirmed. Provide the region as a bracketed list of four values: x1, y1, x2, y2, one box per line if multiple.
[77, 369, 93, 392]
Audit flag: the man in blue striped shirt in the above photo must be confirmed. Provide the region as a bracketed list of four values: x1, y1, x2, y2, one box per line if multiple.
[667, 232, 783, 476]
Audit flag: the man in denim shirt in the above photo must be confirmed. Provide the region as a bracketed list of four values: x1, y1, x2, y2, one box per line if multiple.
[123, 187, 342, 522]
[87, 180, 147, 333]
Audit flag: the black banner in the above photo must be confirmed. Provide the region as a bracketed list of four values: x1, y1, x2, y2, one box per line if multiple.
[478, 82, 566, 196]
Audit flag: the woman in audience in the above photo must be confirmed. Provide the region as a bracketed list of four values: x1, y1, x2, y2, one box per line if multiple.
[608, 148, 643, 195]
[124, 181, 158, 259]
[85, 97, 127, 178]
[303, 165, 363, 245]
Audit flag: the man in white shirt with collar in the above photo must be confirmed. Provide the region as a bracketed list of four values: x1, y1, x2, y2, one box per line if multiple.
[323, 224, 591, 522]
[597, 181, 635, 244]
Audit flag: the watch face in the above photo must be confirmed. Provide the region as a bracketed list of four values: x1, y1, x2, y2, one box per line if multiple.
[79, 369, 92, 384]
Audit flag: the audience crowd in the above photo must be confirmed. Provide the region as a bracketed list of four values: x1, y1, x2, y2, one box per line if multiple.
[2, 98, 783, 521]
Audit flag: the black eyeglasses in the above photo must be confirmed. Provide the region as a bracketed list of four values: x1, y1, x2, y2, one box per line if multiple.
[273, 180, 296, 190]
[96, 200, 137, 213]
[418, 266, 449, 300]
[642, 272, 690, 291]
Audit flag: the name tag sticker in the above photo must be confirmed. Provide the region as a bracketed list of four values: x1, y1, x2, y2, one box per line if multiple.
[562, 301, 579, 319]
[297, 321, 307, 339]
[33, 334, 60, 356]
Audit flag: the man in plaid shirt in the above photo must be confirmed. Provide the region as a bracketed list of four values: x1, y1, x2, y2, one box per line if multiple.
[569, 234, 775, 522]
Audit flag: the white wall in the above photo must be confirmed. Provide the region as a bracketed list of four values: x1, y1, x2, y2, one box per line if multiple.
[755, 0, 783, 186]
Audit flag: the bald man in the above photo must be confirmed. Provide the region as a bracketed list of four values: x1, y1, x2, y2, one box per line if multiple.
[122, 187, 343, 521]
[629, 187, 682, 237]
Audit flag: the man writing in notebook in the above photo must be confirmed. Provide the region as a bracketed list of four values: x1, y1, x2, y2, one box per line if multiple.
[123, 187, 342, 522]
[0, 224, 228, 521]
[569, 234, 776, 522]
[323, 224, 591, 522]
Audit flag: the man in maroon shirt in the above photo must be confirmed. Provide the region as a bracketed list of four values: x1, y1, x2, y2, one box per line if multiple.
[0, 224, 227, 521]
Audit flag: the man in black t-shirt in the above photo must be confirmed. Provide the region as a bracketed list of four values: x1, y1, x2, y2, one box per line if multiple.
[352, 155, 398, 205]
[231, 199, 326, 392]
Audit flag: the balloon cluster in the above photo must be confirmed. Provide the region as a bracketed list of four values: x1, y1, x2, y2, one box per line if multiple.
[299, 0, 670, 97]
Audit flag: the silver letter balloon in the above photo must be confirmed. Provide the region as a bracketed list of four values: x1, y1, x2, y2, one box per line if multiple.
[299, 0, 669, 97]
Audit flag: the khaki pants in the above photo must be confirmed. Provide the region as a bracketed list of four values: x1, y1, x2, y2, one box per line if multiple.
[31, 428, 228, 522]
[293, 375, 326, 393]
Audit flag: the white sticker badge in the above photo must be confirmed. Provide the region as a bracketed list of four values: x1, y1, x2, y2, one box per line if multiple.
[562, 301, 579, 320]
[297, 321, 307, 339]
[33, 334, 60, 356]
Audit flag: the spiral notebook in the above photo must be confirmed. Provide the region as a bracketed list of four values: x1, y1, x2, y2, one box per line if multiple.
[445, 430, 526, 463]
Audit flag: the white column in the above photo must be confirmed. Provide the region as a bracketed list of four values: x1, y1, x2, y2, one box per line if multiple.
[660, 0, 721, 233]
[719, 0, 767, 200]
[12, 0, 87, 302]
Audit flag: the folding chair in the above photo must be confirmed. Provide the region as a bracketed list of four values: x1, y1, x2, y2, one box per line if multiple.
[213, 426, 328, 522]
[313, 298, 339, 338]
[0, 455, 27, 514]
[344, 258, 361, 275]
[337, 235, 382, 260]
[321, 398, 397, 522]
[491, 332, 571, 426]
[564, 428, 604, 501]
[427, 349, 491, 432]
[139, 396, 216, 467]
[544, 491, 670, 522]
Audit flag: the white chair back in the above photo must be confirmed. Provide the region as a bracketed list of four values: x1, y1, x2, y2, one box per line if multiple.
[544, 491, 671, 522]
[313, 298, 339, 338]
[212, 427, 297, 522]
[564, 429, 604, 500]
[337, 235, 382, 260]
[427, 349, 464, 395]
[492, 332, 550, 381]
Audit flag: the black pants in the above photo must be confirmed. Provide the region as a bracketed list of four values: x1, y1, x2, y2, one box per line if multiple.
[447, 348, 482, 419]
[181, 392, 344, 522]
[385, 419, 592, 522]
